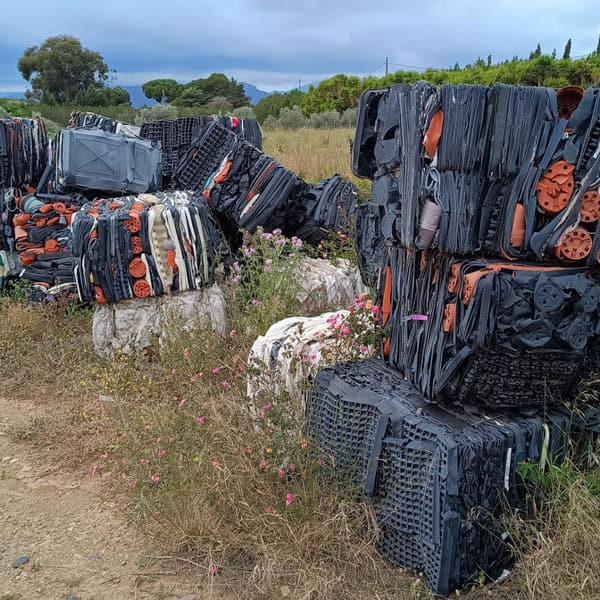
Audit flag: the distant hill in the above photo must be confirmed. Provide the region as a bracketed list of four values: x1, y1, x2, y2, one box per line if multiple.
[0, 91, 25, 99]
[241, 82, 269, 105]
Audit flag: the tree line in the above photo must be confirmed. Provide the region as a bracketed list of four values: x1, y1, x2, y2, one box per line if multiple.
[13, 36, 600, 125]
[255, 39, 600, 122]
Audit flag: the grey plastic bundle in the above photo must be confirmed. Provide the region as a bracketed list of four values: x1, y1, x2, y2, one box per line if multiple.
[305, 359, 593, 595]
[377, 248, 600, 408]
[72, 191, 223, 303]
[353, 83, 600, 265]
[55, 128, 162, 194]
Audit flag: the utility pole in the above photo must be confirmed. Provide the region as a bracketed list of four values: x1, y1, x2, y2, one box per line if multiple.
[298, 77, 301, 92]
[385, 57, 389, 76]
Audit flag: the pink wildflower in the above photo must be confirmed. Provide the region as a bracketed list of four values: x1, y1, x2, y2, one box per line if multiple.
[212, 367, 220, 374]
[179, 399, 186, 408]
[196, 416, 205, 424]
[285, 493, 293, 506]
[151, 473, 160, 484]
[91, 465, 98, 477]
[129, 481, 136, 488]
[183, 348, 190, 358]
[278, 470, 285, 478]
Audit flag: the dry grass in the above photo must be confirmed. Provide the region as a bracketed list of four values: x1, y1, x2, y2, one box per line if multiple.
[263, 127, 371, 196]
[1, 132, 600, 598]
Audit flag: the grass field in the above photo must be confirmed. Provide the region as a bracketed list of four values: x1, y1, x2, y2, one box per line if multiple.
[1, 128, 599, 599]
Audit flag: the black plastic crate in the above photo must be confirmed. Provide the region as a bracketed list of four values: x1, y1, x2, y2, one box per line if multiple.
[306, 359, 578, 595]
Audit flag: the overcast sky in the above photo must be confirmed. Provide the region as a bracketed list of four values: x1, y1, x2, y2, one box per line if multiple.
[0, 0, 598, 93]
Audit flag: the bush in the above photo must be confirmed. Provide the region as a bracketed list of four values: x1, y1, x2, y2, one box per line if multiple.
[342, 107, 358, 128]
[262, 115, 278, 129]
[277, 106, 307, 130]
[135, 103, 179, 125]
[232, 106, 257, 120]
[309, 110, 342, 129]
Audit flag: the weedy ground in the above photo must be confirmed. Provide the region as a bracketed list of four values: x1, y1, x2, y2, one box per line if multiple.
[0, 128, 599, 599]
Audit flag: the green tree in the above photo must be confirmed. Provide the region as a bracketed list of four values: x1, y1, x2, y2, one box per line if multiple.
[76, 85, 130, 106]
[300, 74, 362, 116]
[18, 35, 109, 104]
[254, 90, 304, 123]
[174, 73, 249, 108]
[563, 38, 572, 60]
[142, 79, 182, 103]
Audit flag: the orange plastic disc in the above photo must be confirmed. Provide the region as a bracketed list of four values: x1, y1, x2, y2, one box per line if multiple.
[131, 236, 143, 255]
[124, 214, 141, 233]
[133, 279, 152, 298]
[536, 161, 575, 214]
[580, 190, 600, 223]
[129, 258, 147, 278]
[555, 228, 593, 261]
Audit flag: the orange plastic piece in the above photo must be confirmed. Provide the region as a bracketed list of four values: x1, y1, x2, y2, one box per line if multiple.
[131, 236, 143, 255]
[108, 200, 124, 210]
[124, 214, 141, 233]
[448, 263, 461, 294]
[89, 229, 98, 240]
[443, 303, 456, 333]
[510, 204, 526, 247]
[95, 286, 107, 304]
[556, 85, 585, 120]
[47, 217, 60, 226]
[19, 252, 35, 266]
[38, 203, 54, 214]
[555, 228, 592, 261]
[133, 279, 152, 298]
[13, 213, 30, 226]
[382, 265, 392, 326]
[167, 249, 178, 273]
[214, 160, 232, 184]
[129, 258, 147, 278]
[423, 110, 444, 159]
[580, 190, 600, 223]
[536, 161, 575, 214]
[462, 265, 503, 305]
[44, 239, 60, 253]
[52, 202, 66, 214]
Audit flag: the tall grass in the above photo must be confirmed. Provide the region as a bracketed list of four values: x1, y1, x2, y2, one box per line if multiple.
[263, 128, 370, 196]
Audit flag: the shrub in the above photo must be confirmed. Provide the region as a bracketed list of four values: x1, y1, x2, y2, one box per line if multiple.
[342, 107, 358, 128]
[277, 106, 308, 130]
[309, 110, 342, 129]
[232, 106, 257, 120]
[135, 103, 179, 125]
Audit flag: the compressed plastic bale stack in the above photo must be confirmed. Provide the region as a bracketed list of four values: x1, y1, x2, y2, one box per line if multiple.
[0, 189, 21, 287]
[353, 83, 600, 264]
[13, 192, 84, 290]
[67, 111, 141, 138]
[54, 128, 162, 195]
[378, 248, 600, 408]
[351, 82, 600, 408]
[184, 121, 358, 245]
[305, 359, 584, 596]
[0, 117, 47, 190]
[72, 191, 224, 304]
[139, 115, 263, 184]
[92, 283, 227, 356]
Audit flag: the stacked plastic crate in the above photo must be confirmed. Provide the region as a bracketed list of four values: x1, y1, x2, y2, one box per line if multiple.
[0, 117, 48, 289]
[305, 83, 600, 595]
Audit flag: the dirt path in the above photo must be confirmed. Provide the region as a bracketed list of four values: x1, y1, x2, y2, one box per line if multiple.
[0, 394, 203, 600]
